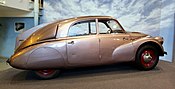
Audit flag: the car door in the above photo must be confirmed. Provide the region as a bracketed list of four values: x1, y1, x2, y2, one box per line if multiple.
[98, 19, 134, 63]
[67, 20, 100, 66]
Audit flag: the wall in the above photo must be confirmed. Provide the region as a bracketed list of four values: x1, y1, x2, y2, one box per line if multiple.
[41, 0, 162, 36]
[40, 0, 175, 62]
[159, 0, 175, 62]
[0, 17, 34, 57]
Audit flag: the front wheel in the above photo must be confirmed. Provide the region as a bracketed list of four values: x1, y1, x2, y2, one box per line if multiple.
[34, 69, 60, 79]
[136, 45, 159, 70]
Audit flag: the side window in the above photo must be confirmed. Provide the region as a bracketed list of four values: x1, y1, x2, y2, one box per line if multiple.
[98, 22, 110, 34]
[98, 19, 123, 34]
[90, 22, 96, 34]
[68, 20, 97, 37]
[107, 20, 122, 31]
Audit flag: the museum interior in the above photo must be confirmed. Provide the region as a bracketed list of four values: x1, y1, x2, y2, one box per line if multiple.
[0, 0, 175, 89]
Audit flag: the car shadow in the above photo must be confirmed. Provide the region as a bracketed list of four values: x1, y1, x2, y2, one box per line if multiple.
[58, 62, 161, 79]
[60, 62, 138, 78]
[0, 62, 162, 85]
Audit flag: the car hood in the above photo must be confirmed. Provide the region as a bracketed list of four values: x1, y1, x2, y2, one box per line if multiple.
[15, 22, 58, 53]
[128, 32, 148, 39]
[128, 32, 163, 44]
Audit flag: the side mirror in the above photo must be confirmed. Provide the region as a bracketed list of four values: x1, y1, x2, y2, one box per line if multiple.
[107, 29, 112, 34]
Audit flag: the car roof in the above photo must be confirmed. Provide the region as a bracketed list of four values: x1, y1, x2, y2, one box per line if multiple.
[71, 16, 113, 19]
[56, 16, 113, 23]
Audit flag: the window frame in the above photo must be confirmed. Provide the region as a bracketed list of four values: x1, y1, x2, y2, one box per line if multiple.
[66, 18, 126, 37]
[97, 18, 126, 34]
[67, 19, 98, 37]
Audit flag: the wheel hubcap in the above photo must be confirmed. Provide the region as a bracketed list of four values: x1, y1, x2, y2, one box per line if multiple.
[37, 69, 55, 76]
[141, 50, 156, 67]
[143, 52, 152, 63]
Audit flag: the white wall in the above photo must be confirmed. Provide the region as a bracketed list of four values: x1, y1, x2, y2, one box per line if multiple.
[159, 0, 175, 62]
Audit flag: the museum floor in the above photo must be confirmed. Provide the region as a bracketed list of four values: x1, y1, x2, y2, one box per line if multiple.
[0, 59, 175, 89]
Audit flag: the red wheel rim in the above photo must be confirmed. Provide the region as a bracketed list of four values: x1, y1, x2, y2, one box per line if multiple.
[141, 50, 157, 68]
[37, 69, 55, 76]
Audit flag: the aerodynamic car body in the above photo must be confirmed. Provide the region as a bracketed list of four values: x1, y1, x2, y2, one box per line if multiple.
[7, 16, 166, 79]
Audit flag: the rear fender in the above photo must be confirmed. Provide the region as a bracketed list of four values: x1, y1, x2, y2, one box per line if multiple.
[27, 47, 65, 69]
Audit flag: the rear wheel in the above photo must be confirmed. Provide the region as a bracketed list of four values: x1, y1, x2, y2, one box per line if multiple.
[35, 69, 60, 79]
[136, 45, 159, 70]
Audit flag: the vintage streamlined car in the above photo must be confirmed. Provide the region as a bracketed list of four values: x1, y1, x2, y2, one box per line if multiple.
[7, 16, 166, 79]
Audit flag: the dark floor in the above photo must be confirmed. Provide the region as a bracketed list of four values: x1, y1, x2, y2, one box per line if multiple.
[0, 60, 175, 89]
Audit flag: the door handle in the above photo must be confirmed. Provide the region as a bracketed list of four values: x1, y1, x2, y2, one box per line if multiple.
[68, 41, 74, 44]
[123, 37, 128, 40]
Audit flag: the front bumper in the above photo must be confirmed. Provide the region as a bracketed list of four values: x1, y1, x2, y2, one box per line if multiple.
[164, 51, 167, 55]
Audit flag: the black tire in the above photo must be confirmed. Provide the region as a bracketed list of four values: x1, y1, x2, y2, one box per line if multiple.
[34, 69, 60, 79]
[135, 45, 159, 70]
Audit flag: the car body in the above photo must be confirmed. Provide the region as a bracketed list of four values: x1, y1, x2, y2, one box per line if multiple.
[7, 16, 166, 79]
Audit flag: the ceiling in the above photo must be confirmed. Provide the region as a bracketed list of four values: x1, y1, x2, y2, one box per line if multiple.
[0, 5, 29, 12]
[0, 5, 33, 17]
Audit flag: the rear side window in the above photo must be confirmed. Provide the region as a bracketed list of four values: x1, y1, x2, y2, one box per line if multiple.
[68, 20, 97, 37]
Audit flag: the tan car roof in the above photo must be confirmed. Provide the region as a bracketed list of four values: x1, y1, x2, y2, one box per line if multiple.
[56, 16, 113, 23]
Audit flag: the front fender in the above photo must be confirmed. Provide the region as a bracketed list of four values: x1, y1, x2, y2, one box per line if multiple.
[112, 42, 135, 62]
[132, 37, 165, 60]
